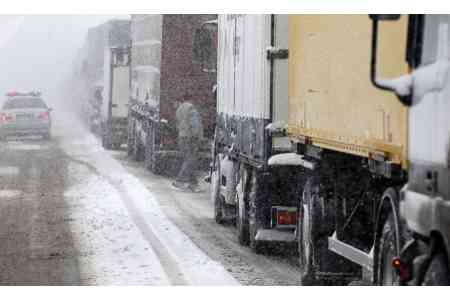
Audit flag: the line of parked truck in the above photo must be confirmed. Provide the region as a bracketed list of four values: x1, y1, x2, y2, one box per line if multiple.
[65, 14, 450, 285]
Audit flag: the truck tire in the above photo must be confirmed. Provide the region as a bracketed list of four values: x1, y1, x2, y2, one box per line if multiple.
[236, 167, 250, 246]
[298, 179, 337, 285]
[377, 214, 401, 285]
[211, 156, 224, 224]
[298, 179, 317, 285]
[127, 120, 135, 157]
[102, 134, 112, 150]
[249, 170, 264, 254]
[132, 134, 143, 161]
[144, 142, 153, 171]
[151, 154, 164, 175]
[423, 250, 450, 285]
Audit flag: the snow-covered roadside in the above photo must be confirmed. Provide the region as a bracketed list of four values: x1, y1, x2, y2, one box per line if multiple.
[64, 162, 170, 285]
[61, 132, 239, 285]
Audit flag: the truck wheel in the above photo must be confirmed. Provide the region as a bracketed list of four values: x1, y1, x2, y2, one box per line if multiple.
[377, 214, 400, 285]
[211, 156, 224, 224]
[423, 249, 450, 285]
[249, 170, 264, 253]
[299, 178, 337, 285]
[151, 154, 164, 175]
[127, 121, 135, 157]
[144, 143, 153, 171]
[132, 135, 143, 161]
[102, 134, 112, 150]
[298, 179, 316, 285]
[236, 167, 250, 246]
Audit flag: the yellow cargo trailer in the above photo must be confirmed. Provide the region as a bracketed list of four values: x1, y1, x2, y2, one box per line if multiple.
[288, 15, 409, 168]
[273, 15, 418, 285]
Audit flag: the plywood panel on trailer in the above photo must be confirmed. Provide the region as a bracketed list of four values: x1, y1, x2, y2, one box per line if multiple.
[288, 15, 409, 167]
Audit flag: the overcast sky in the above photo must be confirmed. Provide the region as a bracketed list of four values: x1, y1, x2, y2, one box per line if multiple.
[0, 15, 128, 107]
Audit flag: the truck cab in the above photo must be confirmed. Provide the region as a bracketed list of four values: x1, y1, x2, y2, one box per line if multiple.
[371, 14, 450, 285]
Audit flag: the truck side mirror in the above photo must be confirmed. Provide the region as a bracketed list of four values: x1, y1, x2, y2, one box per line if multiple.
[369, 14, 412, 106]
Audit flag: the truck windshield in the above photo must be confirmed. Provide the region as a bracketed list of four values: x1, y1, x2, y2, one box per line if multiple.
[2, 97, 48, 109]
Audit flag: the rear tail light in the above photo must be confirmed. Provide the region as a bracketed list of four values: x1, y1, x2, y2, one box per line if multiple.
[0, 113, 14, 124]
[392, 256, 411, 282]
[38, 111, 49, 120]
[271, 206, 298, 229]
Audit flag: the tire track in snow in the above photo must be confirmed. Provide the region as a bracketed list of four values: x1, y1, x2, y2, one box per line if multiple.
[111, 183, 188, 285]
[65, 156, 187, 285]
[64, 152, 238, 285]
[115, 154, 302, 285]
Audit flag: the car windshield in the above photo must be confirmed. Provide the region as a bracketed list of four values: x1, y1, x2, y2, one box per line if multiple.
[2, 97, 48, 109]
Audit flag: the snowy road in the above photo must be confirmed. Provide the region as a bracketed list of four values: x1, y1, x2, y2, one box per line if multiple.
[0, 113, 300, 285]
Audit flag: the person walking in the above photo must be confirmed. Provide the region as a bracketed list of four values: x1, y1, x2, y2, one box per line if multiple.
[172, 99, 204, 192]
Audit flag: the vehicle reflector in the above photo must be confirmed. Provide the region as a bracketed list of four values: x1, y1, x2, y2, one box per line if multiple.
[392, 257, 402, 269]
[38, 111, 49, 120]
[392, 256, 410, 282]
[271, 206, 298, 229]
[0, 113, 14, 123]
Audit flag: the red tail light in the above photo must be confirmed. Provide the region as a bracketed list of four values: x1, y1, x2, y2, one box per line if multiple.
[392, 256, 410, 282]
[38, 111, 49, 120]
[277, 211, 298, 226]
[392, 257, 402, 269]
[0, 113, 14, 124]
[271, 206, 298, 228]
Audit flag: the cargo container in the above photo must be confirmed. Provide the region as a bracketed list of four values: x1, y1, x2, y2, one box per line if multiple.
[85, 19, 130, 135]
[277, 15, 411, 285]
[128, 14, 217, 175]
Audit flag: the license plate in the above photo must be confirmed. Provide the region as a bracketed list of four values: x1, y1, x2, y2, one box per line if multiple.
[16, 114, 32, 121]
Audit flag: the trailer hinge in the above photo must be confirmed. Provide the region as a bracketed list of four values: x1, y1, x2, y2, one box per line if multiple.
[266, 47, 289, 60]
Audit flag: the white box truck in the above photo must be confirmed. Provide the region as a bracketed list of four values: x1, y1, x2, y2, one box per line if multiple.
[101, 45, 131, 149]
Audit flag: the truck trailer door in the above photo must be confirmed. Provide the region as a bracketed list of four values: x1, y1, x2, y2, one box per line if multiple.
[111, 66, 130, 118]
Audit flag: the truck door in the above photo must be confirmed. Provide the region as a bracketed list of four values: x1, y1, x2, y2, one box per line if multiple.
[111, 66, 130, 118]
[408, 15, 450, 200]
